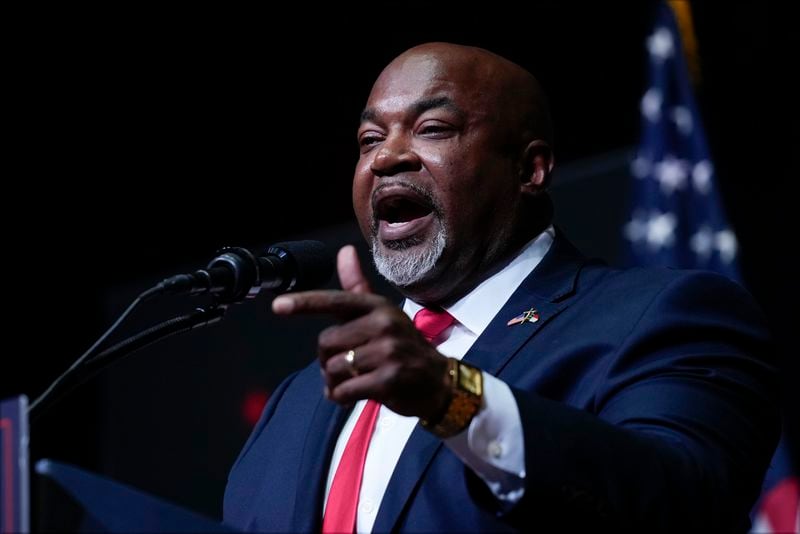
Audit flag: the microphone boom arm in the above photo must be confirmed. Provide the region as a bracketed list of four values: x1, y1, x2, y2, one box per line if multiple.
[28, 304, 227, 423]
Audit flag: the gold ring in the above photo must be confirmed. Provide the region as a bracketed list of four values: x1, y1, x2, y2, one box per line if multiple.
[344, 349, 357, 376]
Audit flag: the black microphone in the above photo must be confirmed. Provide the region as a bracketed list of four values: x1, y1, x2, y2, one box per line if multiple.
[156, 240, 334, 303]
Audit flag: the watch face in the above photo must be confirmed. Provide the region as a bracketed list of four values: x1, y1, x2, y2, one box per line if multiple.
[458, 363, 483, 396]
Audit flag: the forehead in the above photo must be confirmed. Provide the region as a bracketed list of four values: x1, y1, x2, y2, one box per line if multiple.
[364, 53, 490, 117]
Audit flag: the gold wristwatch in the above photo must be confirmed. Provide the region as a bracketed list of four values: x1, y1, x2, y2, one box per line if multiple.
[421, 358, 483, 438]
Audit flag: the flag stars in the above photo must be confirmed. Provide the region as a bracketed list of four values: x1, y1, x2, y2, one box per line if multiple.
[692, 160, 713, 194]
[641, 88, 663, 122]
[625, 211, 678, 251]
[624, 212, 648, 243]
[670, 106, 693, 135]
[631, 155, 652, 179]
[654, 156, 689, 195]
[716, 230, 738, 263]
[646, 212, 677, 250]
[627, 6, 741, 280]
[690, 226, 714, 260]
[690, 226, 738, 263]
[647, 27, 674, 61]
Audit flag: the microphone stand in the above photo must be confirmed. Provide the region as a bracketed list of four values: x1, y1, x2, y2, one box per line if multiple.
[28, 287, 228, 424]
[26, 239, 333, 424]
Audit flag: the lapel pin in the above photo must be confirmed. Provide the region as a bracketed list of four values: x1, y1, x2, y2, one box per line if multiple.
[507, 307, 540, 326]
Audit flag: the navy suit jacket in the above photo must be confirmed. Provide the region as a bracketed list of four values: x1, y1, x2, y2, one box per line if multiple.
[224, 235, 779, 532]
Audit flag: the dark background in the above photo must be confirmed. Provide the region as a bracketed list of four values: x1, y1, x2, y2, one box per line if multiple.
[4, 2, 796, 523]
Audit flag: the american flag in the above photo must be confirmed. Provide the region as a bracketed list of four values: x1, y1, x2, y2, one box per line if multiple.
[623, 2, 739, 281]
[624, 4, 798, 532]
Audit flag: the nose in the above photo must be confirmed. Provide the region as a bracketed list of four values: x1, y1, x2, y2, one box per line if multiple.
[370, 132, 421, 177]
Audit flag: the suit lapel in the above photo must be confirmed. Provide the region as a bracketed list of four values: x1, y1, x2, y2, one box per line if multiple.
[372, 426, 443, 533]
[291, 394, 350, 532]
[463, 296, 565, 375]
[466, 229, 589, 376]
[372, 232, 590, 531]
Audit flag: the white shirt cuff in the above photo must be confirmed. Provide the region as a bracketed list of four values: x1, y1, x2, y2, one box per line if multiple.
[444, 372, 526, 503]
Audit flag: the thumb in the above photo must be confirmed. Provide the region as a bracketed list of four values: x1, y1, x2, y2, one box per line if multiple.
[337, 245, 372, 294]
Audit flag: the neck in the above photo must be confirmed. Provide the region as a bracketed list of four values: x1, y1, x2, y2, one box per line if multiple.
[399, 204, 552, 306]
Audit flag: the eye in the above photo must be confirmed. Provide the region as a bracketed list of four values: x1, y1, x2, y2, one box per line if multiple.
[417, 121, 455, 138]
[358, 131, 384, 152]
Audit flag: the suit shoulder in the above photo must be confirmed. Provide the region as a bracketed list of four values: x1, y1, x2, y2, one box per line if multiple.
[592, 265, 754, 301]
[579, 265, 769, 328]
[595, 264, 730, 287]
[228, 361, 322, 467]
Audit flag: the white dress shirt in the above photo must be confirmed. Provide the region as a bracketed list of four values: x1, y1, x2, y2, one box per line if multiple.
[323, 227, 555, 532]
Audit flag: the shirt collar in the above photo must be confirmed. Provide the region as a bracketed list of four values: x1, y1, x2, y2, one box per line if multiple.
[403, 226, 555, 337]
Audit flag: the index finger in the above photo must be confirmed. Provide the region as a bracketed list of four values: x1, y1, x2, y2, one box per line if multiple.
[272, 290, 387, 316]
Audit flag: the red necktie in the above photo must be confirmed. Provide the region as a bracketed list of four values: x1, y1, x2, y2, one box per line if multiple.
[322, 398, 380, 533]
[413, 307, 456, 342]
[321, 307, 455, 533]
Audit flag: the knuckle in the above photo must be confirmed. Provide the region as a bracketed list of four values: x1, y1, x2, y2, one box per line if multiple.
[378, 361, 397, 382]
[371, 295, 390, 307]
[332, 291, 352, 307]
[373, 310, 395, 334]
[317, 326, 338, 351]
[380, 336, 399, 355]
[323, 357, 337, 375]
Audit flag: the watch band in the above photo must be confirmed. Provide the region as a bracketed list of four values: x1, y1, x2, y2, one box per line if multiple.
[420, 358, 483, 438]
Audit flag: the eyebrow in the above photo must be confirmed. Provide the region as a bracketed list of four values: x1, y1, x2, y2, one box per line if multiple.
[359, 96, 465, 124]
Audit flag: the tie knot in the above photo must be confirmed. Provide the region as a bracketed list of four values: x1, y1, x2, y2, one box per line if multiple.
[413, 307, 456, 342]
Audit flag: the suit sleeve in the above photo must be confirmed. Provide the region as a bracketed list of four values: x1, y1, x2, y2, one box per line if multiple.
[484, 272, 779, 531]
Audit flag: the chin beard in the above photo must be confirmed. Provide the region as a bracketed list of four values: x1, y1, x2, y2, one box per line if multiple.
[371, 226, 447, 287]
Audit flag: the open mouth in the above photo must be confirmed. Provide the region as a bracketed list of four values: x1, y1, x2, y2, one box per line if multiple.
[373, 184, 437, 242]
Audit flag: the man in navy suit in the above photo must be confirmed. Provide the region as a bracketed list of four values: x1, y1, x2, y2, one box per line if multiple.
[223, 42, 779, 532]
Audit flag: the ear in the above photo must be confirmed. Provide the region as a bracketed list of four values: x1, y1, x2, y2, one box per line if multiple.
[519, 140, 554, 194]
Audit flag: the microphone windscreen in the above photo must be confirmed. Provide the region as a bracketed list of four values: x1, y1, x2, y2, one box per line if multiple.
[267, 240, 334, 291]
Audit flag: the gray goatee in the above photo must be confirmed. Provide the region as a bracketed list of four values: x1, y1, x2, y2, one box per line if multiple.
[372, 226, 446, 287]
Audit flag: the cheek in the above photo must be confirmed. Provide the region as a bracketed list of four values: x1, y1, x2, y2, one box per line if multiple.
[352, 164, 374, 231]
[444, 168, 517, 229]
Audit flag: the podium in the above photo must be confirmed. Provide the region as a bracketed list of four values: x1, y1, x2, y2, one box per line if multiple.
[0, 396, 29, 534]
[35, 459, 237, 533]
[3, 394, 234, 533]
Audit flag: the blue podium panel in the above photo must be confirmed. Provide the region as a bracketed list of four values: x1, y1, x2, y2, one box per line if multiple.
[35, 459, 237, 533]
[0, 396, 29, 534]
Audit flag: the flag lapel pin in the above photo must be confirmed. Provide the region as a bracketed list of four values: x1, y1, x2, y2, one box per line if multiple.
[507, 308, 540, 326]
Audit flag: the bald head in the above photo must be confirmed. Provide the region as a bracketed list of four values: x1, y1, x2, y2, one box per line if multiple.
[372, 42, 553, 148]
